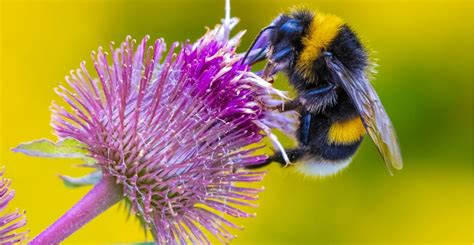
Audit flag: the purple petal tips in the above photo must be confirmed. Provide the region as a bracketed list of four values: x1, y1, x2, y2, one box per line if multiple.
[0, 168, 28, 244]
[51, 20, 294, 244]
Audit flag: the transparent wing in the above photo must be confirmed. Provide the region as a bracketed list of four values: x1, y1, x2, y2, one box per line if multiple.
[325, 56, 403, 173]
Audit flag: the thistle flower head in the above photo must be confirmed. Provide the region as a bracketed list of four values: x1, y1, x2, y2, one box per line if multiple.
[51, 19, 293, 243]
[0, 169, 27, 244]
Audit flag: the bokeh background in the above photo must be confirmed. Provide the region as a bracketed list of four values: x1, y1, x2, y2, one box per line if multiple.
[1, 0, 472, 244]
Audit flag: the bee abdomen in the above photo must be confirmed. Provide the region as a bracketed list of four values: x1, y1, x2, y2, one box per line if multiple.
[305, 116, 365, 161]
[327, 117, 365, 145]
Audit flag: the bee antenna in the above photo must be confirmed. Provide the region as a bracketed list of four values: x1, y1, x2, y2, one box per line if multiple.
[241, 25, 276, 65]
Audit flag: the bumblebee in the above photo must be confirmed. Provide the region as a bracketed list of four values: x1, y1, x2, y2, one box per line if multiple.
[242, 9, 403, 176]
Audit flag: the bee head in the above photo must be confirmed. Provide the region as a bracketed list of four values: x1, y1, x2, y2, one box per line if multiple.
[241, 10, 312, 73]
[267, 10, 313, 61]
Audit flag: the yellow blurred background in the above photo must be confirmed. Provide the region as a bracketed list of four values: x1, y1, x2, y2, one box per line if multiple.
[1, 0, 472, 244]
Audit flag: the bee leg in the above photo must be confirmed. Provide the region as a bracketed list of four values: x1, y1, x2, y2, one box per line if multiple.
[246, 148, 306, 169]
[244, 161, 272, 169]
[298, 84, 338, 113]
[300, 110, 311, 145]
[301, 84, 337, 98]
[272, 99, 302, 112]
[273, 86, 337, 112]
[269, 148, 306, 167]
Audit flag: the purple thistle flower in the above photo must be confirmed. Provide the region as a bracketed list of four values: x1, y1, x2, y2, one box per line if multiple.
[0, 169, 28, 244]
[30, 19, 295, 244]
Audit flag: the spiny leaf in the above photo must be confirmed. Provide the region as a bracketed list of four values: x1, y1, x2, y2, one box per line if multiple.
[13, 137, 89, 159]
[59, 171, 102, 188]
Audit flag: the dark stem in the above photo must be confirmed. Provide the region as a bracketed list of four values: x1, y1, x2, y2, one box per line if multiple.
[30, 175, 123, 244]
